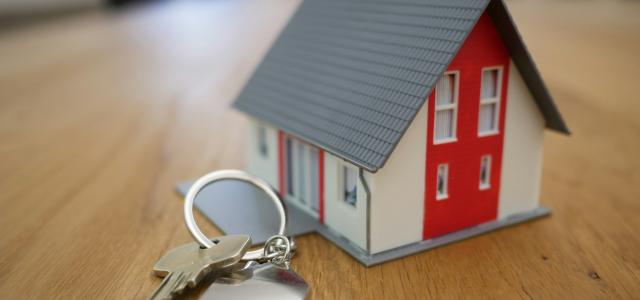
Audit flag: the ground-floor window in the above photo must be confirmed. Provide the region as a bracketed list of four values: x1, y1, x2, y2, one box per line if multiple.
[343, 166, 358, 207]
[436, 163, 449, 200]
[284, 135, 321, 216]
[479, 155, 491, 190]
[257, 125, 268, 157]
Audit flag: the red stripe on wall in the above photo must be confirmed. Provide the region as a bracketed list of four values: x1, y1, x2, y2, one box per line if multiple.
[277, 130, 285, 198]
[318, 150, 325, 224]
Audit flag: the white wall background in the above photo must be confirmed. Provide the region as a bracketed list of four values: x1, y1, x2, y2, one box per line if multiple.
[0, 0, 101, 17]
[498, 60, 545, 219]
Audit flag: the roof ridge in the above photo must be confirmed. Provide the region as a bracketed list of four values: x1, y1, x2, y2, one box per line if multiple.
[298, 6, 480, 25]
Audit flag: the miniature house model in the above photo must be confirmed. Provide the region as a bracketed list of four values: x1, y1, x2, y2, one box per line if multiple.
[233, 0, 569, 264]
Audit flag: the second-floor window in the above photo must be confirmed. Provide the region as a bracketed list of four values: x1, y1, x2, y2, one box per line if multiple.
[434, 72, 459, 143]
[478, 67, 502, 135]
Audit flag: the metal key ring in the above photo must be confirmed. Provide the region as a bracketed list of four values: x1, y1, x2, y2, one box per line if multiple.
[183, 169, 287, 261]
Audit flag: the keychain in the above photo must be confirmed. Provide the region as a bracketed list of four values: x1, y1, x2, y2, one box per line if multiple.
[149, 170, 309, 299]
[201, 258, 309, 299]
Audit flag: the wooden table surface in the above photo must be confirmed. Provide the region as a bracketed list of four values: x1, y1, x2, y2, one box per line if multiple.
[1, 0, 639, 299]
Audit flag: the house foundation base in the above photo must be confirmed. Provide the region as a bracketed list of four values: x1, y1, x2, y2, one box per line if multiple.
[177, 181, 550, 266]
[321, 207, 550, 266]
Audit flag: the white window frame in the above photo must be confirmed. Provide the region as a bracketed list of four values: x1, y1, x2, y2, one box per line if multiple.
[285, 136, 294, 197]
[436, 163, 449, 200]
[478, 66, 503, 137]
[479, 155, 492, 190]
[341, 163, 358, 208]
[434, 71, 460, 144]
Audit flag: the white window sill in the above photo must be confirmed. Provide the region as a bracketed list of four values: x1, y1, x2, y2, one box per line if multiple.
[433, 137, 457, 145]
[479, 185, 490, 190]
[342, 200, 357, 209]
[478, 130, 499, 137]
[436, 194, 448, 201]
[480, 98, 500, 105]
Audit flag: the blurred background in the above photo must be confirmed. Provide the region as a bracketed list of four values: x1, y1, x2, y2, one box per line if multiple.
[1, 0, 133, 29]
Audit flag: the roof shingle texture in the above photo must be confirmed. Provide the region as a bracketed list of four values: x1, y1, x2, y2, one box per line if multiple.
[235, 0, 494, 171]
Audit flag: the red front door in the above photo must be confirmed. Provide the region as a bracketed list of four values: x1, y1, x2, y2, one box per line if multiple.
[423, 12, 510, 239]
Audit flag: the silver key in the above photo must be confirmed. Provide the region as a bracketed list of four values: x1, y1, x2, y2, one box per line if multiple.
[149, 234, 251, 300]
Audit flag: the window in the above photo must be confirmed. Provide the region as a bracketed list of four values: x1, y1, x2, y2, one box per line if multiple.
[479, 155, 491, 190]
[296, 142, 306, 203]
[283, 135, 321, 216]
[478, 68, 502, 135]
[436, 164, 449, 200]
[343, 166, 357, 206]
[309, 148, 319, 212]
[257, 126, 268, 157]
[434, 72, 458, 143]
[285, 137, 294, 196]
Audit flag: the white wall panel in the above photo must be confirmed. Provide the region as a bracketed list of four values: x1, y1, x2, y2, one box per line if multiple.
[369, 104, 427, 253]
[498, 61, 545, 218]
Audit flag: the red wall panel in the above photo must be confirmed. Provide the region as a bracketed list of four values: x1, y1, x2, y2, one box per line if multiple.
[423, 12, 511, 239]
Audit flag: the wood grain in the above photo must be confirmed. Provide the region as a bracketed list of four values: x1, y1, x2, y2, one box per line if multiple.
[1, 0, 639, 299]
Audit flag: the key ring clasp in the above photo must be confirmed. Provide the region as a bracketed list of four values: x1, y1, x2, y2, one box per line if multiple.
[183, 169, 288, 262]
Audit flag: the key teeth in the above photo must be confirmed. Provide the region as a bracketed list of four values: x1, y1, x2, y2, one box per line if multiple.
[150, 273, 180, 300]
[187, 261, 216, 288]
[186, 274, 198, 288]
[170, 272, 185, 296]
[176, 271, 191, 295]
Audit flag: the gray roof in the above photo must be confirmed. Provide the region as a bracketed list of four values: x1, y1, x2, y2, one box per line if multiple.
[233, 0, 569, 172]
